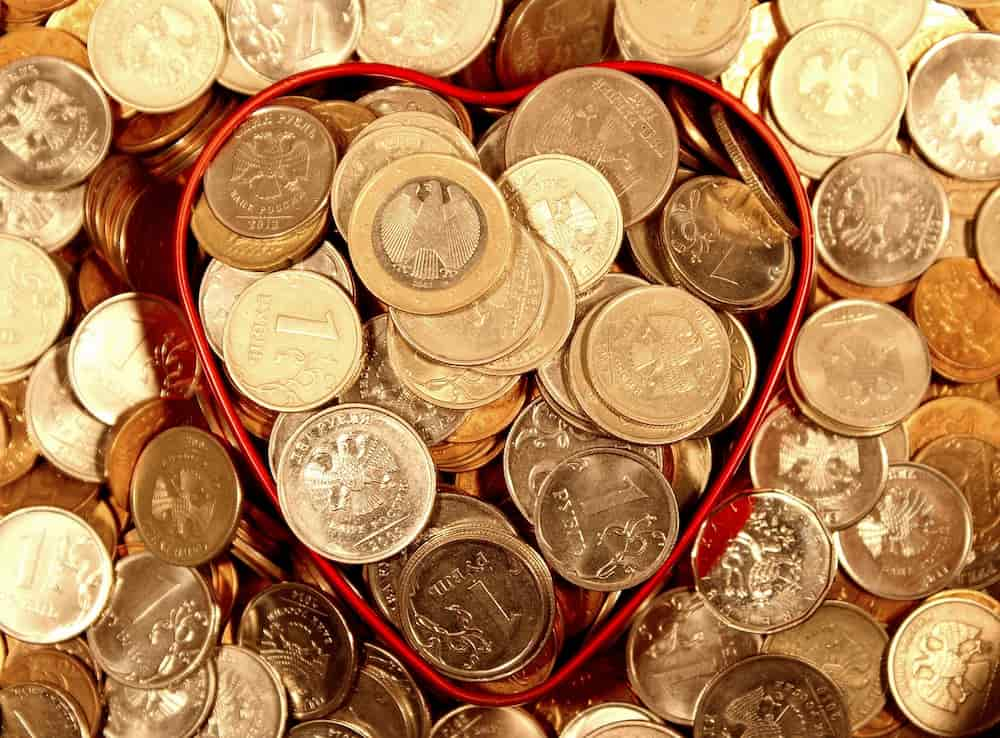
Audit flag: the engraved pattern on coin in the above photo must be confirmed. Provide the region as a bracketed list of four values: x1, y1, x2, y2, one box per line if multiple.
[431, 705, 549, 738]
[195, 646, 287, 738]
[328, 666, 409, 738]
[0, 181, 84, 252]
[105, 661, 216, 738]
[0, 682, 87, 738]
[778, 0, 926, 48]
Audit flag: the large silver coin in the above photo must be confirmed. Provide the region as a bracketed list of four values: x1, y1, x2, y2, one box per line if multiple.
[105, 661, 216, 738]
[194, 646, 287, 738]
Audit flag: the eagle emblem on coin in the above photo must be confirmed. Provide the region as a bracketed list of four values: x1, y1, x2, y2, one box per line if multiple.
[0, 80, 85, 165]
[231, 130, 311, 201]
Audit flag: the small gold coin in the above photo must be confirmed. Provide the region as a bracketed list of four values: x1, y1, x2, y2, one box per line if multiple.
[905, 396, 1000, 454]
[0, 462, 99, 517]
[447, 378, 529, 443]
[0, 381, 39, 487]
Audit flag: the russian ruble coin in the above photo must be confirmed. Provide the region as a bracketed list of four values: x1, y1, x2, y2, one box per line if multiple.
[881, 423, 910, 464]
[0, 682, 88, 738]
[0, 181, 84, 252]
[194, 646, 287, 738]
[309, 99, 376, 154]
[477, 113, 510, 182]
[105, 661, 216, 738]
[362, 643, 432, 738]
[355, 111, 478, 164]
[696, 313, 757, 438]
[560, 703, 668, 738]
[430, 706, 548, 738]
[626, 170, 694, 286]
[328, 663, 413, 738]
[976, 186, 1000, 289]
[0, 649, 103, 736]
[356, 84, 463, 128]
[777, 0, 926, 47]
[588, 722, 686, 738]
[288, 721, 369, 738]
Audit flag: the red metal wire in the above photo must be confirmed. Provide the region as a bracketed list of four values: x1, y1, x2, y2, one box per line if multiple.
[173, 61, 815, 706]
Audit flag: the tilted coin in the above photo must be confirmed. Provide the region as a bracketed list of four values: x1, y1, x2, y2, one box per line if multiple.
[398, 525, 555, 681]
[88, 553, 219, 689]
[836, 463, 974, 600]
[814, 153, 949, 287]
[0, 507, 112, 644]
[276, 404, 436, 564]
[223, 270, 363, 412]
[89, 0, 224, 113]
[195, 646, 287, 738]
[362, 644, 433, 738]
[692, 654, 852, 738]
[626, 175, 695, 286]
[692, 490, 836, 634]
[881, 423, 910, 464]
[778, 0, 926, 48]
[309, 100, 375, 155]
[328, 664, 410, 738]
[0, 181, 84, 252]
[976, 186, 1000, 289]
[561, 703, 667, 738]
[762, 602, 889, 730]
[535, 448, 679, 591]
[906, 32, 1000, 181]
[357, 0, 502, 77]
[356, 111, 478, 165]
[888, 596, 1000, 737]
[205, 106, 336, 239]
[750, 404, 888, 530]
[720, 2, 787, 100]
[506, 67, 679, 226]
[289, 721, 369, 738]
[664, 85, 741, 178]
[817, 260, 920, 304]
[697, 313, 758, 438]
[430, 706, 548, 738]
[627, 588, 762, 725]
[0, 648, 102, 735]
[0, 682, 88, 738]
[476, 113, 510, 182]
[915, 435, 1000, 589]
[769, 21, 907, 157]
[666, 437, 713, 512]
[112, 89, 214, 154]
[104, 661, 216, 738]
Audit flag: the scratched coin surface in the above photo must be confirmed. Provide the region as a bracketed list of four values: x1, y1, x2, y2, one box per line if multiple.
[276, 404, 436, 564]
[535, 448, 679, 591]
[762, 602, 889, 730]
[430, 706, 549, 738]
[506, 67, 679, 226]
[0, 181, 84, 252]
[194, 646, 288, 738]
[89, 0, 225, 113]
[692, 490, 835, 634]
[813, 153, 949, 287]
[627, 588, 762, 725]
[0, 507, 113, 644]
[778, 0, 926, 48]
[398, 525, 555, 681]
[769, 20, 907, 157]
[906, 32, 1000, 181]
[750, 404, 888, 530]
[692, 654, 852, 738]
[104, 660, 216, 738]
[88, 552, 219, 689]
[836, 463, 973, 600]
[0, 682, 88, 738]
[223, 270, 363, 412]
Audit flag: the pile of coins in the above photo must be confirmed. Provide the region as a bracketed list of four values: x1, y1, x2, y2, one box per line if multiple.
[1, 1, 1000, 737]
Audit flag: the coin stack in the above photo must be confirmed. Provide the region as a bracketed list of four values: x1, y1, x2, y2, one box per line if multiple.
[2, 1, 1000, 738]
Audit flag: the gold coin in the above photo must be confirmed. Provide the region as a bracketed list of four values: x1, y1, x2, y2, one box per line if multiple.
[899, 0, 978, 69]
[112, 90, 215, 154]
[45, 0, 101, 42]
[720, 1, 787, 99]
[0, 380, 38, 486]
[0, 462, 99, 516]
[308, 100, 375, 155]
[0, 26, 90, 69]
[923, 378, 1000, 405]
[0, 648, 102, 736]
[223, 270, 364, 412]
[978, 5, 1000, 31]
[905, 396, 1000, 454]
[78, 498, 119, 557]
[447, 378, 529, 443]
[817, 262, 918, 303]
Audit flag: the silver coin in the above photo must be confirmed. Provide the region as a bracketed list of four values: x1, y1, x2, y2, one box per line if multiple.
[476, 114, 510, 182]
[194, 646, 287, 738]
[696, 313, 758, 437]
[977, 186, 1000, 288]
[0, 682, 88, 738]
[105, 661, 217, 738]
[0, 56, 112, 190]
[356, 86, 460, 127]
[906, 32, 1000, 181]
[0, 181, 84, 252]
[535, 448, 679, 591]
[626, 173, 698, 287]
[777, 0, 926, 48]
[398, 524, 555, 682]
[276, 404, 436, 564]
[835, 462, 974, 600]
[627, 588, 761, 725]
[328, 664, 411, 738]
[560, 703, 666, 738]
[692, 490, 836, 634]
[880, 423, 910, 464]
[356, 111, 478, 165]
[268, 409, 317, 477]
[587, 722, 686, 738]
[692, 654, 851, 738]
[88, 552, 219, 689]
[289, 721, 370, 738]
[750, 404, 888, 531]
[430, 706, 547, 738]
[667, 437, 713, 513]
[361, 643, 431, 738]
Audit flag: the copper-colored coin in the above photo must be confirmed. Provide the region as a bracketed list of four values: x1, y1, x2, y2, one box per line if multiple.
[828, 571, 921, 629]
[76, 252, 127, 313]
[904, 396, 1000, 454]
[0, 462, 99, 516]
[531, 651, 642, 733]
[0, 649, 101, 736]
[113, 90, 215, 155]
[817, 262, 918, 303]
[923, 378, 1000, 405]
[79, 498, 119, 557]
[7, 0, 76, 12]
[308, 100, 373, 155]
[0, 380, 37, 486]
[665, 86, 739, 178]
[0, 26, 90, 69]
[447, 378, 529, 444]
[553, 579, 607, 639]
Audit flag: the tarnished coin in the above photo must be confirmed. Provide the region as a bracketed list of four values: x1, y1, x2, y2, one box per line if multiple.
[205, 106, 336, 239]
[398, 525, 555, 681]
[289, 721, 369, 738]
[693, 490, 835, 634]
[792, 300, 930, 435]
[906, 32, 1000, 181]
[836, 463, 973, 600]
[889, 596, 1000, 737]
[692, 654, 852, 738]
[357, 0, 502, 78]
[506, 67, 679, 226]
[0, 57, 111, 190]
[105, 661, 216, 738]
[0, 507, 112, 644]
[0, 380, 37, 486]
[0, 682, 88, 738]
[763, 602, 889, 730]
[226, 0, 360, 80]
[535, 448, 679, 591]
[0, 181, 84, 252]
[431, 706, 548, 738]
[750, 404, 888, 530]
[977, 187, 1000, 289]
[88, 553, 219, 689]
[0, 463, 100, 518]
[778, 0, 926, 47]
[223, 270, 363, 412]
[627, 588, 762, 725]
[276, 404, 436, 564]
[0, 648, 101, 735]
[769, 21, 907, 157]
[814, 153, 949, 287]
[195, 646, 287, 738]
[89, 0, 224, 113]
[915, 435, 1000, 589]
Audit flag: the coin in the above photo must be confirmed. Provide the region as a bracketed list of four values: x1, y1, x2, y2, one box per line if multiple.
[561, 703, 667, 738]
[915, 435, 1000, 589]
[46, 1, 101, 42]
[778, 0, 926, 47]
[0, 648, 102, 735]
[0, 682, 88, 738]
[720, 2, 787, 98]
[288, 721, 369, 738]
[888, 596, 1000, 736]
[626, 588, 761, 725]
[0, 381, 39, 484]
[447, 379, 527, 443]
[836, 462, 973, 600]
[769, 21, 906, 157]
[430, 706, 548, 738]
[398, 524, 554, 682]
[697, 314, 758, 437]
[357, 84, 462, 127]
[276, 404, 436, 564]
[665, 86, 741, 178]
[105, 660, 216, 738]
[356, 111, 478, 164]
[363, 643, 432, 738]
[506, 67, 679, 226]
[327, 664, 410, 738]
[907, 32, 1000, 181]
[880, 423, 911, 464]
[88, 552, 218, 689]
[195, 646, 287, 738]
[68, 292, 199, 425]
[0, 507, 112, 644]
[477, 114, 509, 182]
[906, 397, 1000, 456]
[25, 340, 106, 483]
[750, 404, 888, 530]
[693, 490, 835, 634]
[309, 100, 375, 154]
[357, 0, 502, 78]
[978, 4, 1000, 31]
[692, 654, 852, 738]
[0, 181, 84, 253]
[816, 261, 919, 303]
[977, 187, 1000, 288]
[589, 723, 686, 738]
